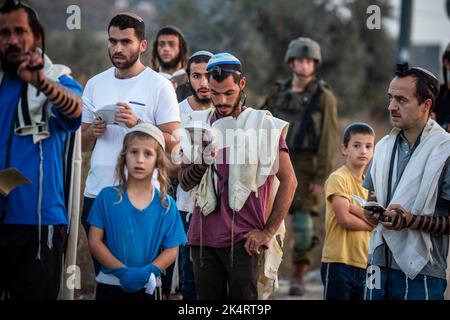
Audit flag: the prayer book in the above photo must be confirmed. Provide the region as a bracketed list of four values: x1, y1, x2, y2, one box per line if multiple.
[0, 168, 31, 196]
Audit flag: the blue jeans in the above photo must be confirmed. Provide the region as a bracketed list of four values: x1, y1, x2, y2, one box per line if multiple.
[364, 266, 447, 300]
[179, 211, 197, 300]
[321, 263, 366, 300]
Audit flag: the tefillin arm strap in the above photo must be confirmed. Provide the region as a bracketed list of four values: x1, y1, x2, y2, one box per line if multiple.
[406, 215, 450, 234]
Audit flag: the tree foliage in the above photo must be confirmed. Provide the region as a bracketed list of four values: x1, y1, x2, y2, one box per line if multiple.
[156, 0, 395, 116]
[29, 0, 395, 116]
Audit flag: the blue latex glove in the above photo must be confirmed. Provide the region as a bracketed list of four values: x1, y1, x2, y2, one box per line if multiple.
[118, 267, 150, 293]
[105, 267, 128, 277]
[105, 264, 162, 293]
[141, 263, 162, 277]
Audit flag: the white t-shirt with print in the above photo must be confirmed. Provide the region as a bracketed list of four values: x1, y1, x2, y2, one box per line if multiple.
[82, 67, 180, 198]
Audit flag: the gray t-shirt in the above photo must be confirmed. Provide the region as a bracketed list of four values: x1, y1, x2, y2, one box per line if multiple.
[363, 132, 450, 279]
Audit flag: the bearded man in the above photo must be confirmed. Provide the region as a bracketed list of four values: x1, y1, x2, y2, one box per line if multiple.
[0, 0, 83, 299]
[80, 12, 180, 277]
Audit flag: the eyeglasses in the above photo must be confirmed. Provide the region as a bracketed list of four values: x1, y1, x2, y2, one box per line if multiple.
[0, 27, 30, 39]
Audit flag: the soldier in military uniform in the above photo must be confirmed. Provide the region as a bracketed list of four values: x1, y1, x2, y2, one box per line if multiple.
[264, 37, 338, 296]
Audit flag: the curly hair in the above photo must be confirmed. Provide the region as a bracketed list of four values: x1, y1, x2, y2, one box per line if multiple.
[114, 131, 170, 209]
[151, 26, 188, 71]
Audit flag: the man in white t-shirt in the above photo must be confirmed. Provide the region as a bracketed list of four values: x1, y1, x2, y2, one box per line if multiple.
[80, 12, 180, 275]
[176, 51, 214, 300]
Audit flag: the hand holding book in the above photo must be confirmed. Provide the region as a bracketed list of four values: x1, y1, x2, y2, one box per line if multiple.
[351, 194, 392, 223]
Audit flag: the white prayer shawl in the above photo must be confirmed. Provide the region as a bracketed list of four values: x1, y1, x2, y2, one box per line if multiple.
[228, 108, 289, 212]
[257, 177, 286, 300]
[59, 130, 81, 300]
[181, 108, 288, 214]
[180, 108, 288, 299]
[369, 119, 450, 279]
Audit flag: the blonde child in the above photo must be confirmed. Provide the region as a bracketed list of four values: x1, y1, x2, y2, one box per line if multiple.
[88, 124, 187, 300]
[321, 122, 376, 300]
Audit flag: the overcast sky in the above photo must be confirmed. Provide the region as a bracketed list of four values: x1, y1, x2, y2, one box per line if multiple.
[386, 0, 449, 54]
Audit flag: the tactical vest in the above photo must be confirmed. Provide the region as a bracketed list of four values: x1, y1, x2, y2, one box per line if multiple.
[267, 78, 326, 153]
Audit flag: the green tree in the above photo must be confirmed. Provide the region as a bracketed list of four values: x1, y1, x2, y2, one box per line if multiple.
[46, 29, 110, 86]
[154, 0, 395, 116]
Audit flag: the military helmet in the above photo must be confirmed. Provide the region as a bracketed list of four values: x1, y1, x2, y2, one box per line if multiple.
[284, 37, 322, 65]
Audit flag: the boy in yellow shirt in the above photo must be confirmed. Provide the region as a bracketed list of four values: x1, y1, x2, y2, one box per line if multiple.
[321, 122, 376, 300]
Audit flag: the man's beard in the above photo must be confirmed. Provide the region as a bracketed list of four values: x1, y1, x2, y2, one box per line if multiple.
[214, 92, 241, 118]
[159, 55, 181, 70]
[109, 49, 140, 70]
[0, 46, 24, 74]
[190, 85, 211, 105]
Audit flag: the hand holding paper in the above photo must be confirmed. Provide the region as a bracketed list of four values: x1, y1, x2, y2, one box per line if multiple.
[82, 96, 125, 126]
[351, 194, 391, 223]
[115, 102, 139, 128]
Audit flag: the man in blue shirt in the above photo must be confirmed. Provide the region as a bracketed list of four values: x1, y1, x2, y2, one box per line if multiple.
[0, 1, 83, 300]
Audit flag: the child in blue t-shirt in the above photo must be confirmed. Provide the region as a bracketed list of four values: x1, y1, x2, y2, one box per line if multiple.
[88, 123, 187, 300]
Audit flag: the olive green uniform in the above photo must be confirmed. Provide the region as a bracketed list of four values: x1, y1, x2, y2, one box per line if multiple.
[265, 77, 338, 263]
